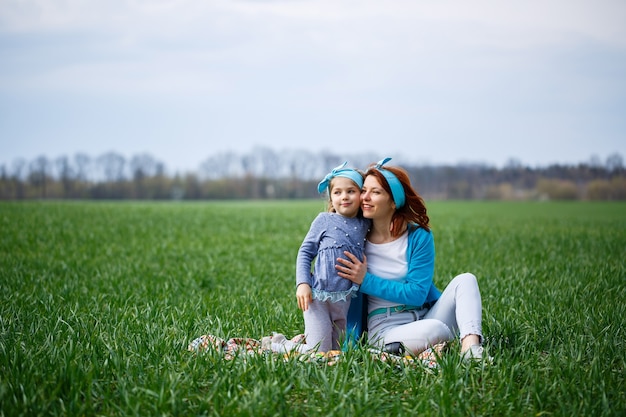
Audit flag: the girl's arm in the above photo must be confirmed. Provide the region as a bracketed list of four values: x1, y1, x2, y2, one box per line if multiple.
[295, 214, 325, 288]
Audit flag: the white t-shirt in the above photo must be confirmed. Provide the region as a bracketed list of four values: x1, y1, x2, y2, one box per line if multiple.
[365, 231, 408, 313]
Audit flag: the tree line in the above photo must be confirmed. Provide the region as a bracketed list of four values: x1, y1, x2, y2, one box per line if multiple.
[1, 148, 624, 201]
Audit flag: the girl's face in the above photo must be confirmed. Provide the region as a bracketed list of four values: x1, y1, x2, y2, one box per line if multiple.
[360, 175, 395, 220]
[329, 177, 362, 218]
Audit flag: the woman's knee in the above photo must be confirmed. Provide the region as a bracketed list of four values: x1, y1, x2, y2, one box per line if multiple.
[452, 272, 478, 288]
[457, 272, 477, 281]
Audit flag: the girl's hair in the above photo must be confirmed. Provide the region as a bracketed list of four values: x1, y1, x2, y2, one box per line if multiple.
[326, 171, 365, 213]
[364, 164, 430, 235]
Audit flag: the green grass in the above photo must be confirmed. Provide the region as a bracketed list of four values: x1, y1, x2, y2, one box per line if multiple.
[1, 200, 624, 416]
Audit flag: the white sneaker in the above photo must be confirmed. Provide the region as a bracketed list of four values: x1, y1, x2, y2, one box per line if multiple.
[261, 336, 272, 351]
[461, 345, 493, 363]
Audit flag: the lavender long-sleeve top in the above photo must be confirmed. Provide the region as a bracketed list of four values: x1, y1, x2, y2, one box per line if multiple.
[296, 213, 371, 302]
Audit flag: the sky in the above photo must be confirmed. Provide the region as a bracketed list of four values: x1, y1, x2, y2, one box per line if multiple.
[1, 0, 625, 174]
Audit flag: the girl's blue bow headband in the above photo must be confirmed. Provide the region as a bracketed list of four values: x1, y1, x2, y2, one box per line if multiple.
[374, 157, 406, 208]
[317, 161, 364, 193]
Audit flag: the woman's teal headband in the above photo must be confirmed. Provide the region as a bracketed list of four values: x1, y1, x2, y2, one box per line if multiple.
[374, 157, 406, 208]
[317, 161, 364, 194]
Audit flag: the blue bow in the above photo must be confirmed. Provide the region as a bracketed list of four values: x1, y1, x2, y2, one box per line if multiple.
[317, 161, 364, 194]
[375, 157, 406, 208]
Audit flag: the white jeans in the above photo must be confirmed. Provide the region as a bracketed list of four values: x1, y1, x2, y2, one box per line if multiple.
[367, 272, 483, 354]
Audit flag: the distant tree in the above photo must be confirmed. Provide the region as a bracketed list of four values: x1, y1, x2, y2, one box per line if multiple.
[200, 151, 245, 179]
[588, 154, 603, 168]
[28, 155, 51, 198]
[448, 180, 472, 199]
[97, 152, 126, 183]
[0, 165, 8, 199]
[11, 159, 26, 199]
[151, 162, 169, 199]
[286, 149, 331, 181]
[130, 153, 159, 198]
[610, 176, 626, 200]
[0, 162, 22, 199]
[55, 156, 74, 197]
[170, 174, 185, 200]
[184, 173, 202, 199]
[606, 153, 624, 173]
[3, 150, 625, 201]
[485, 183, 513, 200]
[256, 146, 280, 178]
[505, 158, 523, 170]
[74, 153, 91, 182]
[130, 153, 157, 181]
[536, 179, 579, 200]
[586, 180, 612, 200]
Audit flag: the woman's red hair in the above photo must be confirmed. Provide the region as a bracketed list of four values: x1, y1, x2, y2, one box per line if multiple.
[364, 164, 430, 236]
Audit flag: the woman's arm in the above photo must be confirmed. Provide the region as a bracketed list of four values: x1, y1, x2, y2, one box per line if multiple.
[337, 228, 435, 306]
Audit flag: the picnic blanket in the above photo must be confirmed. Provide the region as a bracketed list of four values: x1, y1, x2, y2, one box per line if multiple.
[187, 333, 447, 369]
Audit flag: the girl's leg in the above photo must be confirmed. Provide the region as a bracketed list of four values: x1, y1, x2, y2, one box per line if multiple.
[424, 272, 483, 344]
[329, 299, 350, 351]
[279, 299, 333, 353]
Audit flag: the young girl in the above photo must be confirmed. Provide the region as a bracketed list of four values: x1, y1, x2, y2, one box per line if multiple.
[266, 162, 370, 353]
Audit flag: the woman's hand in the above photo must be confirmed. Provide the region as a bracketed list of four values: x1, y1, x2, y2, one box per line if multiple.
[336, 251, 368, 285]
[296, 283, 312, 311]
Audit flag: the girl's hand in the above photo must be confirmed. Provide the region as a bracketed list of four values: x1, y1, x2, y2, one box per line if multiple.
[336, 252, 367, 285]
[296, 284, 312, 311]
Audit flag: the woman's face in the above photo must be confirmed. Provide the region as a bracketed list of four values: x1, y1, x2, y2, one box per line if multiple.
[360, 175, 395, 220]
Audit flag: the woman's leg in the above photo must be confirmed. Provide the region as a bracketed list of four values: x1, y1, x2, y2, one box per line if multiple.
[382, 317, 454, 354]
[424, 272, 483, 345]
[367, 311, 454, 355]
[365, 273, 484, 357]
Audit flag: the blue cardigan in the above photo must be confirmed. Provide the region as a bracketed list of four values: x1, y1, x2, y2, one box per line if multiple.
[345, 224, 441, 343]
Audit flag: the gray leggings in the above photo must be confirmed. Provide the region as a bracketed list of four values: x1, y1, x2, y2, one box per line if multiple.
[279, 298, 351, 353]
[367, 272, 483, 354]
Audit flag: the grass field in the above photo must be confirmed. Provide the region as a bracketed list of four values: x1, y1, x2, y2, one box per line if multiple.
[1, 200, 625, 416]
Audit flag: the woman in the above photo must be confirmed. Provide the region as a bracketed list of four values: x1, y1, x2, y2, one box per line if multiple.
[336, 158, 487, 360]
